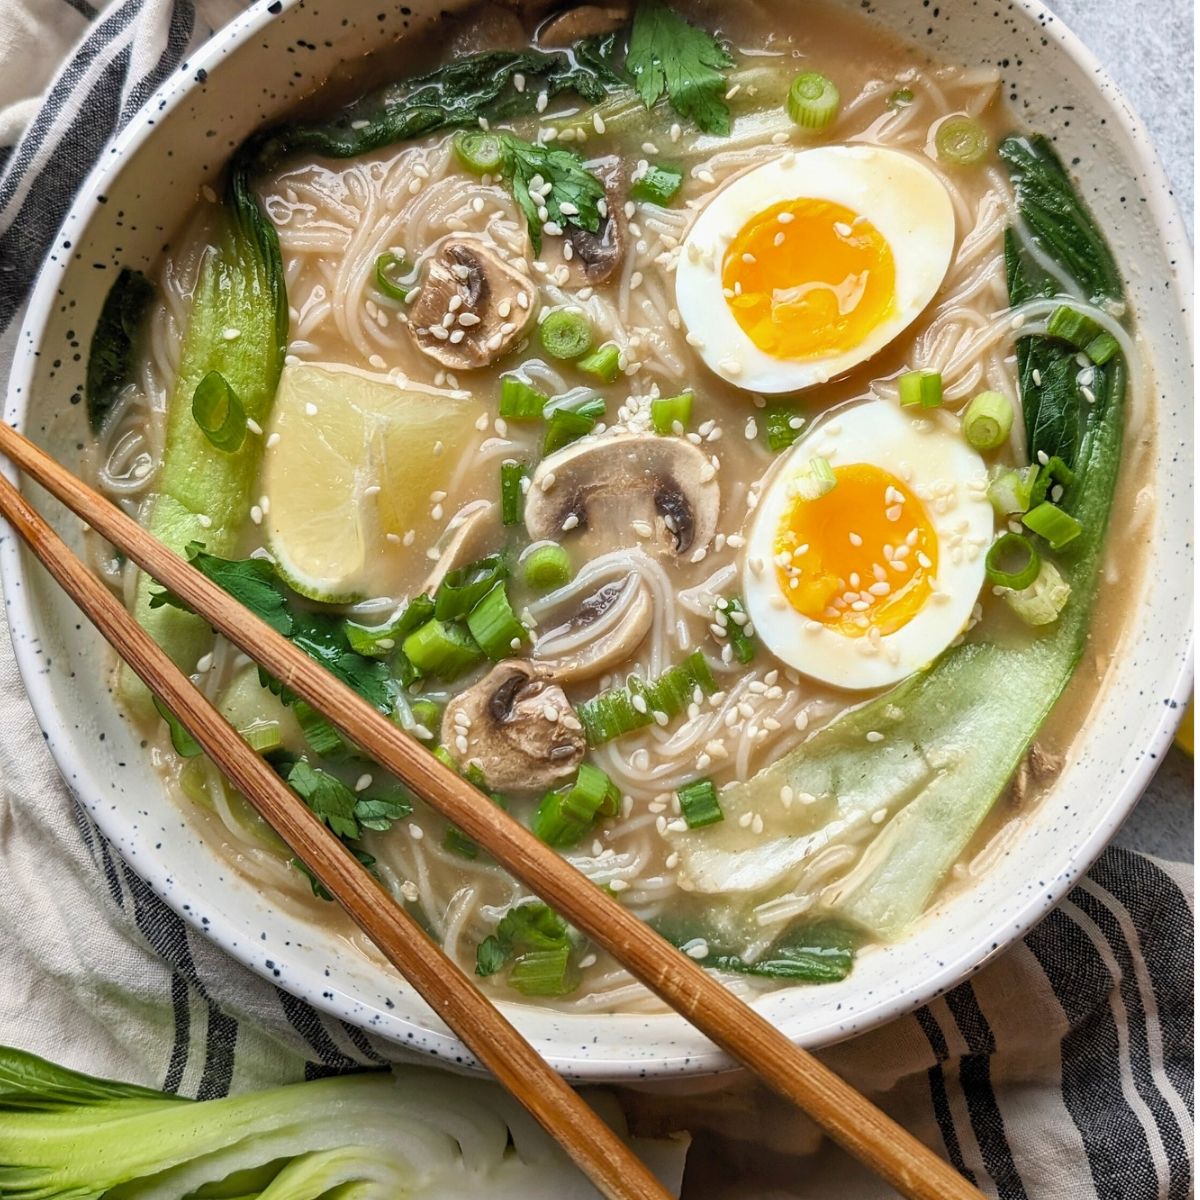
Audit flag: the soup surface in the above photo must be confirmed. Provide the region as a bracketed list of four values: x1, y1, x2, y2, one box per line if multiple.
[85, 0, 1145, 1012]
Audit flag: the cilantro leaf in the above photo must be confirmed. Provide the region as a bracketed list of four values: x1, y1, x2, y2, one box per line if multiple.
[625, 0, 734, 135]
[475, 936, 509, 977]
[149, 543, 292, 636]
[287, 761, 360, 839]
[353, 788, 413, 832]
[498, 135, 606, 255]
[475, 902, 573, 976]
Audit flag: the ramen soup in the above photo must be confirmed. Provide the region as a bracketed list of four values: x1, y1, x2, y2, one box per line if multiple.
[85, 0, 1145, 1010]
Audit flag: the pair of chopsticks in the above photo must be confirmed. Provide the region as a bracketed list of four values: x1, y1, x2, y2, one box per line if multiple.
[0, 418, 983, 1200]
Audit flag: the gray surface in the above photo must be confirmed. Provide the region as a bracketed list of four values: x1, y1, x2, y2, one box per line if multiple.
[1043, 0, 1194, 861]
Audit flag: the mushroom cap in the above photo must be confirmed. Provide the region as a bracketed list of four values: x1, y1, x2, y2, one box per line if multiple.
[409, 238, 536, 371]
[537, 5, 630, 48]
[530, 571, 653, 682]
[524, 432, 721, 558]
[563, 157, 626, 286]
[441, 661, 585, 793]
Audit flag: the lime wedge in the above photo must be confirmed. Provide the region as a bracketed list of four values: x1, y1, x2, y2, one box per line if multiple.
[261, 362, 484, 601]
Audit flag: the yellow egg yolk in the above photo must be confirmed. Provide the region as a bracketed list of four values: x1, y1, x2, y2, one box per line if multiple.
[774, 463, 938, 638]
[722, 198, 896, 361]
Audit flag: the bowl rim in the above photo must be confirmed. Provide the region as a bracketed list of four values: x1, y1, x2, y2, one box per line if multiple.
[2, 0, 1192, 1079]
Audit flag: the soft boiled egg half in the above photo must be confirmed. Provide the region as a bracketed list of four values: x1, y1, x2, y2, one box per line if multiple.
[675, 146, 955, 393]
[743, 400, 993, 690]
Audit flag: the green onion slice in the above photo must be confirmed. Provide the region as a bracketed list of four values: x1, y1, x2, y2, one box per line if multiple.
[374, 251, 415, 302]
[898, 369, 943, 409]
[578, 651, 717, 746]
[987, 464, 1040, 515]
[294, 701, 345, 758]
[508, 944, 578, 997]
[533, 763, 619, 848]
[401, 618, 484, 679]
[934, 115, 990, 166]
[651, 391, 694, 435]
[434, 554, 507, 621]
[453, 130, 505, 175]
[962, 390, 1014, 451]
[465, 583, 528, 660]
[1084, 331, 1119, 365]
[498, 376, 549, 421]
[1046, 304, 1102, 349]
[787, 71, 840, 131]
[984, 532, 1040, 591]
[576, 343, 622, 384]
[539, 309, 593, 361]
[408, 698, 442, 741]
[240, 721, 283, 754]
[500, 460, 528, 526]
[715, 595, 756, 664]
[763, 401, 803, 451]
[344, 594, 435, 659]
[631, 163, 684, 205]
[523, 543, 573, 591]
[794, 455, 837, 502]
[543, 395, 604, 454]
[1023, 502, 1083, 550]
[677, 777, 724, 829]
[191, 370, 247, 453]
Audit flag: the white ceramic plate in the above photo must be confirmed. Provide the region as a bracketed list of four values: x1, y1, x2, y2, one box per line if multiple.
[2, 0, 1192, 1080]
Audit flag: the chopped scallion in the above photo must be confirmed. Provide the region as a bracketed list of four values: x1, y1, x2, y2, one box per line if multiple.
[677, 777, 723, 828]
[1046, 304, 1102, 348]
[532, 762, 619, 848]
[498, 376, 549, 421]
[344, 594, 434, 659]
[295, 701, 346, 759]
[374, 251, 415, 302]
[1003, 558, 1072, 626]
[500, 460, 527, 526]
[1023, 502, 1083, 550]
[543, 395, 604, 454]
[984, 532, 1040, 591]
[715, 595, 756, 663]
[453, 130, 504, 174]
[465, 583, 528, 660]
[191, 370, 247, 453]
[539, 309, 593, 361]
[401, 618, 484, 679]
[1030, 455, 1075, 508]
[787, 71, 840, 131]
[508, 944, 578, 997]
[763, 401, 803, 451]
[240, 721, 283, 754]
[1084, 330, 1119, 365]
[934, 115, 990, 165]
[794, 455, 837, 502]
[408, 698, 442, 741]
[576, 343, 622, 383]
[898, 369, 943, 409]
[987, 464, 1040, 515]
[434, 555, 508, 621]
[631, 163, 684, 205]
[651, 391, 694, 435]
[962, 390, 1014, 451]
[579, 651, 717, 745]
[523, 543, 572, 591]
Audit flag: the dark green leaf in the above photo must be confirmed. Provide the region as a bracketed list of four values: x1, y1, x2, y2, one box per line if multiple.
[286, 761, 359, 839]
[191, 370, 248, 453]
[353, 788, 413, 832]
[85, 268, 155, 434]
[0, 1045, 181, 1112]
[475, 935, 509, 977]
[499, 134, 606, 255]
[152, 695, 202, 758]
[626, 0, 734, 135]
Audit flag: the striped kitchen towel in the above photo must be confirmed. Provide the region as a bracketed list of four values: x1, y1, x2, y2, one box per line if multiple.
[0, 2, 1192, 1198]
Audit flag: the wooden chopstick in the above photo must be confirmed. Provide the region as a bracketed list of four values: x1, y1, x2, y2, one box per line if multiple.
[0, 420, 985, 1200]
[0, 468, 672, 1200]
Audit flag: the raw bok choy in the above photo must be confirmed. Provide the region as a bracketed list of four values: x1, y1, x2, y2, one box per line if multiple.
[671, 135, 1127, 947]
[0, 1044, 688, 1199]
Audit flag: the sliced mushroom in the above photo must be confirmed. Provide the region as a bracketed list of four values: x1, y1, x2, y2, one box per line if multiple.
[448, 5, 527, 54]
[564, 157, 626, 285]
[524, 432, 720, 558]
[409, 238, 536, 371]
[441, 660, 585, 792]
[420, 499, 499, 596]
[537, 4, 630, 47]
[531, 571, 653, 682]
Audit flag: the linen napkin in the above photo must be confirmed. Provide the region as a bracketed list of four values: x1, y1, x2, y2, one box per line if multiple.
[0, 3, 1192, 1197]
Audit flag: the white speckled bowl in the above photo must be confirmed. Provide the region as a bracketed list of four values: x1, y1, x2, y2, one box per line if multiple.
[2, 0, 1191, 1079]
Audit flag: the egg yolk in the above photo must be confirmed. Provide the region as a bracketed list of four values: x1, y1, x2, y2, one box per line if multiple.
[722, 198, 896, 362]
[774, 463, 938, 638]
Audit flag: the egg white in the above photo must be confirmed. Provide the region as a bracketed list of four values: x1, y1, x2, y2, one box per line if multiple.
[742, 400, 993, 690]
[675, 146, 956, 394]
